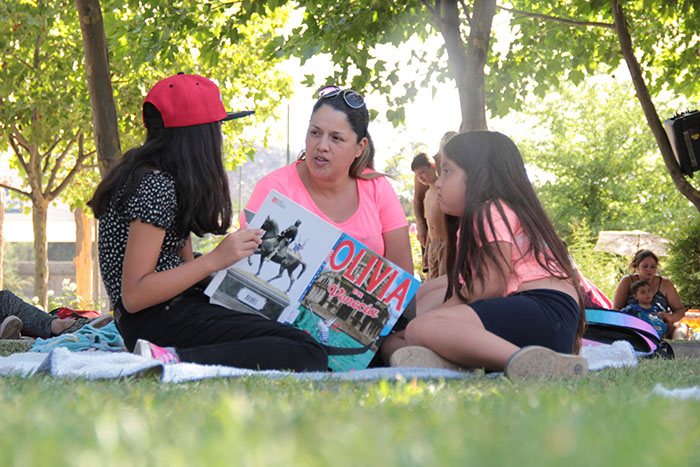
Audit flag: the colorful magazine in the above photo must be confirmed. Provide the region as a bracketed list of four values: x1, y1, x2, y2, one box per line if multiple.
[204, 190, 420, 371]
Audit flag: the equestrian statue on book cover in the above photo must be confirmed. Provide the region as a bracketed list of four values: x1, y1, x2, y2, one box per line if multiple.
[248, 217, 307, 292]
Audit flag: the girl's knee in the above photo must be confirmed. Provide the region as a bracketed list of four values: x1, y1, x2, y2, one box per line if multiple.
[404, 314, 431, 345]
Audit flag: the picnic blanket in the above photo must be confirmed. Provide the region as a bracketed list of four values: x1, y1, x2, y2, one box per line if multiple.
[0, 340, 638, 383]
[0, 347, 470, 383]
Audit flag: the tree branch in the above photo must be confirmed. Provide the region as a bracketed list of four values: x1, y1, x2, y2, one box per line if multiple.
[46, 133, 77, 195]
[7, 132, 30, 176]
[421, 0, 439, 23]
[49, 132, 90, 200]
[10, 124, 31, 151]
[611, 0, 700, 209]
[10, 51, 33, 70]
[458, 0, 471, 25]
[33, 28, 43, 69]
[498, 5, 614, 29]
[0, 183, 30, 198]
[41, 136, 64, 176]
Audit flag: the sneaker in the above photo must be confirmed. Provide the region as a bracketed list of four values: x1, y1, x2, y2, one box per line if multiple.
[60, 314, 114, 335]
[389, 345, 466, 372]
[504, 346, 588, 380]
[0, 316, 23, 339]
[133, 339, 180, 364]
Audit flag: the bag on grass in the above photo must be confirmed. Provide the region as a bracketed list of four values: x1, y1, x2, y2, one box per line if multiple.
[583, 308, 674, 359]
[49, 307, 101, 320]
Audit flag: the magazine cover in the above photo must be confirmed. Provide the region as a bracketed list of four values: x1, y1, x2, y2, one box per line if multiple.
[204, 190, 420, 371]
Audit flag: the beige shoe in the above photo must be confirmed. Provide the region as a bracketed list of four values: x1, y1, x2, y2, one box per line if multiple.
[0, 316, 23, 339]
[389, 345, 466, 372]
[504, 346, 588, 380]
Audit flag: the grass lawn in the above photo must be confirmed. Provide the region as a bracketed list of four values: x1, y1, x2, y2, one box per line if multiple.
[2, 357, 699, 466]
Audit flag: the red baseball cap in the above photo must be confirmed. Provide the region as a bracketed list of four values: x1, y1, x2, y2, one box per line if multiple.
[143, 73, 254, 128]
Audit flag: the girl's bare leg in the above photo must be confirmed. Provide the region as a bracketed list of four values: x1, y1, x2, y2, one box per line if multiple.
[405, 304, 519, 371]
[416, 275, 448, 316]
[381, 330, 409, 362]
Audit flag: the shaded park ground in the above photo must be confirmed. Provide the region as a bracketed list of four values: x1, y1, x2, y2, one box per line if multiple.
[1, 355, 700, 466]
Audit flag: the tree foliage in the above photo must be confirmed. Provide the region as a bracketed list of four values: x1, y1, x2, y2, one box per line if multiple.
[496, 0, 700, 209]
[101, 1, 295, 168]
[0, 0, 97, 307]
[0, 0, 295, 305]
[519, 79, 695, 240]
[234, 0, 499, 130]
[494, 0, 700, 116]
[666, 212, 700, 308]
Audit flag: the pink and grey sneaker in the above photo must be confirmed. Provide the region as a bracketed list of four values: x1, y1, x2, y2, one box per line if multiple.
[133, 339, 180, 364]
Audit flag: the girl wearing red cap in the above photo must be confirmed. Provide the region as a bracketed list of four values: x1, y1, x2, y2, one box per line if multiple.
[89, 73, 328, 370]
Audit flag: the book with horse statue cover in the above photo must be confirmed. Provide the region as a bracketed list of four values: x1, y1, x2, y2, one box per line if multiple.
[204, 190, 420, 372]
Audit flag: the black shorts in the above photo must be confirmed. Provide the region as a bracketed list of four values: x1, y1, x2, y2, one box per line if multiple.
[470, 289, 580, 353]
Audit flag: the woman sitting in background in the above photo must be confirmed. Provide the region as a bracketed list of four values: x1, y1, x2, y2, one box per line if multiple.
[612, 250, 689, 339]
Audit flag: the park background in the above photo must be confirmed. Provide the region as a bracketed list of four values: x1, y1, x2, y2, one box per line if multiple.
[1, 1, 699, 314]
[2, 4, 700, 467]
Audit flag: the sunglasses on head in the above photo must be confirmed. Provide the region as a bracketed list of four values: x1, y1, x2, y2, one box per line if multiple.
[317, 86, 365, 109]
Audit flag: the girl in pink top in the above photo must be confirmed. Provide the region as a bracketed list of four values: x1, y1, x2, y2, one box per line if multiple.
[384, 131, 588, 379]
[244, 86, 412, 273]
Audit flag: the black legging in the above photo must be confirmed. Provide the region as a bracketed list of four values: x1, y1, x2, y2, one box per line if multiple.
[115, 288, 328, 372]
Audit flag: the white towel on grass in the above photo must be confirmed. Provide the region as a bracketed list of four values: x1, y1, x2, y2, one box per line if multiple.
[1, 340, 638, 383]
[651, 384, 700, 400]
[581, 340, 638, 371]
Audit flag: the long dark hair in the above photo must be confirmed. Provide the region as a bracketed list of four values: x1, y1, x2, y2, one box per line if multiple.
[298, 92, 381, 180]
[443, 131, 585, 353]
[88, 103, 232, 236]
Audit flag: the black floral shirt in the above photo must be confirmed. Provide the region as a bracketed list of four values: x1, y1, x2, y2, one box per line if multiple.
[98, 171, 187, 309]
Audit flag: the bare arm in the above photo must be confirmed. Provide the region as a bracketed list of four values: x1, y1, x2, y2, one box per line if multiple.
[659, 278, 685, 323]
[612, 275, 632, 310]
[462, 241, 511, 302]
[121, 220, 262, 313]
[383, 226, 414, 275]
[413, 175, 428, 246]
[180, 235, 195, 262]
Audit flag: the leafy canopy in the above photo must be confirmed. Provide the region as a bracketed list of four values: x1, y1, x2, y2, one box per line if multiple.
[518, 78, 695, 240]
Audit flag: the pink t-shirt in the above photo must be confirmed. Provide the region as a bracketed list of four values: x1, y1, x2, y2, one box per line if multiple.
[242, 162, 407, 256]
[481, 201, 564, 295]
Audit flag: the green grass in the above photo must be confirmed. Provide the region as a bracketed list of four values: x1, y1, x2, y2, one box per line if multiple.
[2, 358, 700, 467]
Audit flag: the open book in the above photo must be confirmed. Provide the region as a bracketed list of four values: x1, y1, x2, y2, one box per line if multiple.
[204, 190, 420, 371]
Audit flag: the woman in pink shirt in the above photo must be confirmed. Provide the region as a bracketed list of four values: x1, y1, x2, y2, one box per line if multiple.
[244, 86, 412, 274]
[384, 131, 588, 379]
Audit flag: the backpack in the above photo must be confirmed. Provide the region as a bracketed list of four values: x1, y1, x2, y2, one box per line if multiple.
[49, 307, 101, 320]
[583, 308, 674, 359]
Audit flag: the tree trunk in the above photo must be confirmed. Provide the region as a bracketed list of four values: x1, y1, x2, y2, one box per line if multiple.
[75, 0, 121, 176]
[437, 0, 496, 132]
[0, 188, 4, 290]
[32, 199, 49, 310]
[611, 0, 700, 210]
[73, 207, 92, 308]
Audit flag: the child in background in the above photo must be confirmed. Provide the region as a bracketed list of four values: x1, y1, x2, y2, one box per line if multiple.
[411, 153, 447, 280]
[383, 131, 588, 379]
[622, 280, 667, 338]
